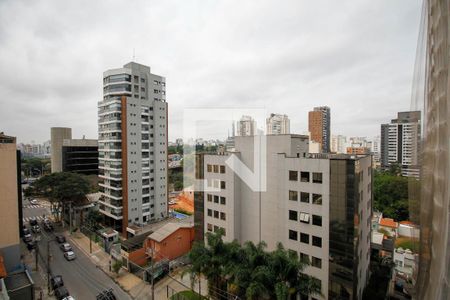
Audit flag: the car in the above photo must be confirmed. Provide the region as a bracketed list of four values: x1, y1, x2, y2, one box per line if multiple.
[23, 232, 33, 243]
[54, 286, 70, 300]
[50, 275, 64, 290]
[29, 218, 38, 226]
[60, 243, 72, 252]
[64, 251, 76, 261]
[43, 222, 54, 232]
[55, 235, 66, 243]
[30, 199, 38, 205]
[32, 225, 41, 233]
[23, 227, 31, 236]
[26, 240, 36, 251]
[62, 296, 75, 300]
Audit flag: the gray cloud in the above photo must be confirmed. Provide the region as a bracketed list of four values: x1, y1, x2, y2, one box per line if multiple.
[0, 0, 422, 143]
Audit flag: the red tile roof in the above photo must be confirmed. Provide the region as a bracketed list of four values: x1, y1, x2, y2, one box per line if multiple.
[380, 218, 399, 228]
[399, 220, 415, 226]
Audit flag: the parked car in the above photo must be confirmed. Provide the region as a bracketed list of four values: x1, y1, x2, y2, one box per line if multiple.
[60, 243, 72, 252]
[29, 217, 38, 226]
[54, 287, 70, 300]
[26, 240, 36, 251]
[23, 232, 33, 243]
[30, 199, 38, 205]
[50, 275, 64, 290]
[23, 227, 31, 236]
[64, 251, 76, 261]
[43, 222, 54, 232]
[62, 296, 75, 300]
[32, 225, 41, 233]
[56, 235, 66, 243]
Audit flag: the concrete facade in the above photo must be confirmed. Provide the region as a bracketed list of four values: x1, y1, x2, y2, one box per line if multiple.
[266, 113, 290, 134]
[51, 127, 72, 173]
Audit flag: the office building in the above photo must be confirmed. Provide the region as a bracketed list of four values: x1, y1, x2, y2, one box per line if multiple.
[51, 127, 72, 172]
[331, 135, 347, 154]
[62, 138, 99, 175]
[308, 106, 331, 153]
[236, 115, 256, 136]
[0, 132, 22, 272]
[266, 113, 290, 135]
[346, 147, 370, 155]
[98, 62, 168, 236]
[202, 135, 372, 299]
[380, 111, 421, 177]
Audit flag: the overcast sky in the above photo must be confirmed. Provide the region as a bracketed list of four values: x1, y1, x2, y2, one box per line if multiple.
[0, 0, 422, 144]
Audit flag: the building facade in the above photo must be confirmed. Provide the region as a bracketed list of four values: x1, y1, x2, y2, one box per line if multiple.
[51, 127, 72, 173]
[331, 135, 347, 154]
[236, 115, 256, 136]
[62, 138, 99, 175]
[266, 113, 290, 135]
[308, 106, 331, 153]
[380, 111, 421, 177]
[202, 135, 372, 299]
[98, 62, 168, 236]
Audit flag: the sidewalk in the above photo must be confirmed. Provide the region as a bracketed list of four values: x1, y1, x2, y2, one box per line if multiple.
[67, 231, 111, 271]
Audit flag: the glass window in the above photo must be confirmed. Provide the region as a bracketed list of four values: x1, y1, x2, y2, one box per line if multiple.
[207, 223, 212, 231]
[207, 209, 212, 217]
[220, 212, 226, 220]
[213, 165, 219, 173]
[300, 192, 310, 203]
[312, 257, 322, 269]
[220, 165, 226, 173]
[289, 171, 298, 181]
[312, 194, 322, 205]
[312, 215, 322, 226]
[300, 233, 309, 244]
[289, 210, 298, 221]
[214, 210, 219, 218]
[289, 230, 298, 241]
[214, 195, 219, 203]
[220, 196, 226, 205]
[312, 172, 323, 183]
[300, 253, 309, 264]
[312, 278, 321, 291]
[299, 212, 310, 223]
[221, 181, 226, 189]
[312, 236, 322, 248]
[207, 164, 212, 172]
[289, 190, 298, 201]
[300, 172, 310, 182]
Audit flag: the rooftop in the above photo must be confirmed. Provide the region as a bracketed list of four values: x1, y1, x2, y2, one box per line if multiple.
[148, 222, 194, 243]
[0, 132, 16, 144]
[380, 218, 399, 228]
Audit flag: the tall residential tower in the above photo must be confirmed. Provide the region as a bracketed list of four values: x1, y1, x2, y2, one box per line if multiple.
[98, 62, 168, 236]
[308, 106, 331, 153]
[266, 113, 290, 135]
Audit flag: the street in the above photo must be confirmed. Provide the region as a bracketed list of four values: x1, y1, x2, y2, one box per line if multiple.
[23, 198, 131, 300]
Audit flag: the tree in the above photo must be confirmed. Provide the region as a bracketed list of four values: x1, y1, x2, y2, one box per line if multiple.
[112, 259, 123, 274]
[29, 172, 90, 222]
[373, 171, 409, 221]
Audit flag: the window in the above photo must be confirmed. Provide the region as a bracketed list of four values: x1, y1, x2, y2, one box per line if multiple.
[289, 210, 298, 221]
[221, 181, 226, 189]
[311, 257, 322, 269]
[289, 190, 298, 201]
[289, 230, 298, 241]
[207, 164, 212, 172]
[312, 215, 322, 226]
[311, 278, 321, 291]
[220, 165, 226, 173]
[220, 212, 226, 220]
[312, 194, 322, 205]
[207, 194, 212, 202]
[214, 225, 219, 232]
[300, 253, 309, 263]
[214, 195, 219, 204]
[312, 236, 322, 247]
[299, 212, 310, 223]
[207, 209, 212, 217]
[207, 223, 212, 231]
[300, 192, 310, 203]
[220, 196, 226, 205]
[300, 233, 309, 244]
[214, 211, 219, 218]
[312, 172, 323, 183]
[289, 171, 298, 181]
[300, 172, 310, 182]
[213, 165, 219, 173]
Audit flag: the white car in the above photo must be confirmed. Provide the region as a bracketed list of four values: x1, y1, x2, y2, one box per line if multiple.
[62, 297, 75, 300]
[30, 199, 38, 205]
[60, 243, 72, 252]
[64, 251, 76, 261]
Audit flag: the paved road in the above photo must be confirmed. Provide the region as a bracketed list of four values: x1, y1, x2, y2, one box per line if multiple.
[23, 199, 131, 300]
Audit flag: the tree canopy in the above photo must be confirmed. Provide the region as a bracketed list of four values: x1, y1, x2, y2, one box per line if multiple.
[373, 170, 409, 221]
[184, 230, 321, 300]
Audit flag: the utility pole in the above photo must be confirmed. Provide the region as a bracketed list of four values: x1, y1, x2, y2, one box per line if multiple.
[69, 202, 72, 234]
[47, 241, 51, 294]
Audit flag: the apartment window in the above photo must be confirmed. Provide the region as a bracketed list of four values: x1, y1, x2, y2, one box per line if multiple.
[312, 236, 322, 248]
[141, 78, 145, 83]
[220, 196, 226, 205]
[299, 212, 310, 224]
[289, 190, 298, 201]
[289, 171, 298, 181]
[207, 209, 212, 217]
[300, 171, 310, 182]
[207, 223, 212, 231]
[220, 165, 226, 173]
[312, 194, 322, 205]
[289, 210, 298, 221]
[214, 210, 219, 218]
[300, 192, 310, 203]
[220, 212, 226, 220]
[213, 165, 219, 173]
[289, 230, 298, 241]
[311, 257, 322, 269]
[300, 233, 309, 244]
[311, 278, 321, 291]
[220, 181, 226, 189]
[214, 195, 219, 203]
[300, 253, 309, 264]
[312, 215, 322, 226]
[312, 172, 323, 184]
[207, 164, 212, 172]
[207, 194, 212, 202]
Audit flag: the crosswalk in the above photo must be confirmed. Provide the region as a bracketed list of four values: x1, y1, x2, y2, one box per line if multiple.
[23, 216, 47, 223]
[23, 204, 48, 209]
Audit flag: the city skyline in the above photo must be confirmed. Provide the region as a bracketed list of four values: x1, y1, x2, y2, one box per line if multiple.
[0, 0, 422, 144]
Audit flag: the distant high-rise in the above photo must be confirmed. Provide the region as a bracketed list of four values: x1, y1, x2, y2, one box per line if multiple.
[380, 111, 421, 177]
[51, 127, 72, 173]
[308, 106, 330, 153]
[236, 115, 256, 136]
[98, 62, 168, 236]
[331, 135, 347, 154]
[266, 113, 290, 135]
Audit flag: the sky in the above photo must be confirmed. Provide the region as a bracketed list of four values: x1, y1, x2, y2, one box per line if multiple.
[0, 0, 422, 144]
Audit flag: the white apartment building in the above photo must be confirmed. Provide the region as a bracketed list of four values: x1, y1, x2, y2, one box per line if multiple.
[236, 115, 256, 136]
[98, 62, 168, 236]
[331, 135, 347, 154]
[202, 135, 372, 300]
[266, 113, 290, 134]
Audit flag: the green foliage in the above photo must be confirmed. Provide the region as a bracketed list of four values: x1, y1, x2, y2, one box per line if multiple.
[186, 231, 321, 300]
[395, 237, 420, 253]
[168, 145, 184, 155]
[170, 290, 206, 300]
[373, 171, 409, 221]
[169, 168, 184, 191]
[22, 157, 50, 177]
[362, 260, 391, 300]
[174, 208, 193, 216]
[112, 259, 123, 274]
